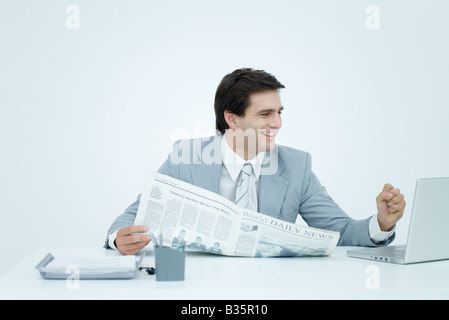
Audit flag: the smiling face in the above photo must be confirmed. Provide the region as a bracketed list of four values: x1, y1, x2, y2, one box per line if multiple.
[224, 90, 283, 159]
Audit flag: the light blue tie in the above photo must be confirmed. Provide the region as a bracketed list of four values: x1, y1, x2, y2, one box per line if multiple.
[235, 163, 253, 209]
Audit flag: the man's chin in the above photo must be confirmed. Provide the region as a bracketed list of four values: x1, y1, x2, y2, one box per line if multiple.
[257, 139, 276, 153]
[264, 142, 276, 152]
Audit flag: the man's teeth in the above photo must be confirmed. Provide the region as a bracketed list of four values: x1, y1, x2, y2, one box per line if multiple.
[262, 132, 275, 137]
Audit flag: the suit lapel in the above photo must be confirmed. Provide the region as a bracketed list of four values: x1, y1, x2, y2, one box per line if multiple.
[258, 148, 288, 218]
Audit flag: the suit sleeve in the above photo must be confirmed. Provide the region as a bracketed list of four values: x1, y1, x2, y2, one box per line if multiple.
[298, 153, 395, 247]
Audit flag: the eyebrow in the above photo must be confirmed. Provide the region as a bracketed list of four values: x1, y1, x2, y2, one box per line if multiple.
[256, 106, 284, 114]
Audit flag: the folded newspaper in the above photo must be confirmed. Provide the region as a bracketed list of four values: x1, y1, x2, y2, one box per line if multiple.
[134, 172, 340, 257]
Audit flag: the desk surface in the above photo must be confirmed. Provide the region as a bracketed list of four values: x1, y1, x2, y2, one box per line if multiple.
[0, 246, 448, 300]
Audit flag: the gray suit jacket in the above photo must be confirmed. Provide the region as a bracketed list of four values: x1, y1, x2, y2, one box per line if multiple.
[105, 135, 394, 248]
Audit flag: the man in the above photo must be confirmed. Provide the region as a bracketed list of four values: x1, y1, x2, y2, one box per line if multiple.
[105, 68, 406, 255]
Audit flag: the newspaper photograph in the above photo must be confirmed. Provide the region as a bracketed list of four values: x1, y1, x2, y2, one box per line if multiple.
[134, 172, 340, 257]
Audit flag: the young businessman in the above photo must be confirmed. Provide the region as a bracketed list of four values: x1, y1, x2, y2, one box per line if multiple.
[105, 68, 406, 255]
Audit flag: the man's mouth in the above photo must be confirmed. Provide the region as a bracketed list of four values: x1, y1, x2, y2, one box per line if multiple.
[261, 130, 276, 137]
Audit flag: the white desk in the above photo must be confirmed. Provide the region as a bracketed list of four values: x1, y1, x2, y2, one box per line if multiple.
[0, 246, 448, 300]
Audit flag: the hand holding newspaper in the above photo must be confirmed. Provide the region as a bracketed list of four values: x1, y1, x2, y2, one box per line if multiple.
[134, 172, 340, 257]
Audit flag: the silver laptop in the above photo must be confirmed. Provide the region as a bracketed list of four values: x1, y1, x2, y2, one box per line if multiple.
[347, 177, 449, 264]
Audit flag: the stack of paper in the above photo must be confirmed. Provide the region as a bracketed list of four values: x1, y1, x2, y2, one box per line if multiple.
[36, 253, 139, 279]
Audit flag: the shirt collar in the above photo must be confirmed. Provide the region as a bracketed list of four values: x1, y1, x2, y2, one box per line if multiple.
[221, 132, 265, 182]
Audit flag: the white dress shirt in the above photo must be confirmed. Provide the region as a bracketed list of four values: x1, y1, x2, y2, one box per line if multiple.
[218, 133, 265, 212]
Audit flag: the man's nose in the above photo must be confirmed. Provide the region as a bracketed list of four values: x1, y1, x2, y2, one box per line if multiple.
[269, 113, 282, 129]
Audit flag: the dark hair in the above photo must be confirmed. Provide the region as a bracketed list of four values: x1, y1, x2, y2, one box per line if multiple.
[214, 68, 285, 134]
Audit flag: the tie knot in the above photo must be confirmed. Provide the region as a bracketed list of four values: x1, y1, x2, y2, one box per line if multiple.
[241, 163, 252, 176]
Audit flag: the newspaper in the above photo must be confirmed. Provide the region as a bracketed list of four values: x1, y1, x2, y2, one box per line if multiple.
[134, 172, 340, 257]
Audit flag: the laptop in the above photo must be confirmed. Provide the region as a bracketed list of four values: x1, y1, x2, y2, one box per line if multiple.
[347, 177, 449, 264]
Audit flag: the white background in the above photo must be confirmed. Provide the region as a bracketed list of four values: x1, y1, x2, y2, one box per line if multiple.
[1, 0, 448, 276]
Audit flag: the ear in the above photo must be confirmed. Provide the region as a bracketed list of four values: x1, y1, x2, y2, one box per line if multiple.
[223, 110, 239, 130]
